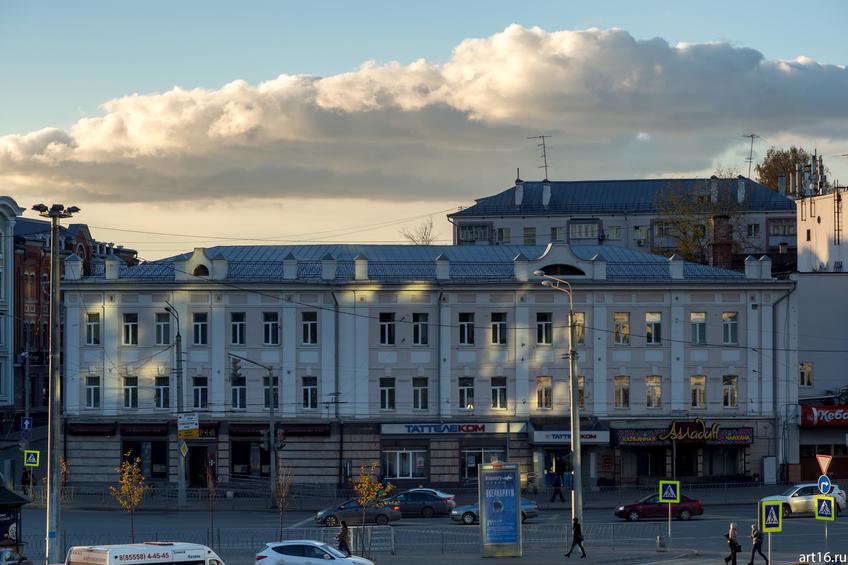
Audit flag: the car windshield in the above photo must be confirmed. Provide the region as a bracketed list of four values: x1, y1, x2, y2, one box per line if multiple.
[317, 544, 346, 559]
[781, 486, 798, 496]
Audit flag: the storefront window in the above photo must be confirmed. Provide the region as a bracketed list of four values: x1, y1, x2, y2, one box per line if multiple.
[383, 450, 427, 479]
[231, 440, 269, 477]
[121, 440, 168, 479]
[462, 449, 505, 479]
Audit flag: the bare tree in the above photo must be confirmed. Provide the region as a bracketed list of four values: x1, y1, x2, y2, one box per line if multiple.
[713, 164, 741, 178]
[275, 464, 294, 540]
[400, 218, 438, 245]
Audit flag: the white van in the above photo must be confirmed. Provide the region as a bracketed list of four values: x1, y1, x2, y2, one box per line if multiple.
[65, 543, 224, 565]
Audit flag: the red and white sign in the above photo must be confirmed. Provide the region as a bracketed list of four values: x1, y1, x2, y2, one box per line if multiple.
[817, 454, 833, 476]
[801, 405, 848, 427]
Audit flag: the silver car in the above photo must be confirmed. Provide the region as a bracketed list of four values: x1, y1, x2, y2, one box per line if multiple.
[761, 483, 846, 517]
[315, 498, 402, 526]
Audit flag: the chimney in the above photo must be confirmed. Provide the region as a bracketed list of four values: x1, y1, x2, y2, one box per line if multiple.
[744, 255, 760, 279]
[668, 254, 684, 280]
[283, 252, 297, 280]
[64, 253, 82, 280]
[435, 253, 450, 280]
[590, 254, 607, 280]
[514, 179, 524, 206]
[105, 254, 120, 280]
[737, 176, 746, 204]
[354, 254, 368, 280]
[321, 253, 337, 280]
[211, 254, 228, 280]
[710, 176, 719, 203]
[758, 255, 772, 279]
[513, 253, 528, 281]
[790, 172, 796, 196]
[542, 180, 551, 208]
[778, 175, 786, 196]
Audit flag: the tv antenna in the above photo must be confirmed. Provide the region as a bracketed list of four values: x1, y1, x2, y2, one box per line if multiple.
[742, 133, 767, 178]
[527, 135, 552, 179]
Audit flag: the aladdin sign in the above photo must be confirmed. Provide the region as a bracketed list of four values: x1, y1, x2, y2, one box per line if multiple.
[616, 420, 753, 446]
[659, 419, 720, 442]
[801, 405, 848, 428]
[381, 422, 527, 435]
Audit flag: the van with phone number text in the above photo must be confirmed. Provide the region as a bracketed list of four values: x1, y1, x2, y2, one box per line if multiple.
[65, 543, 224, 565]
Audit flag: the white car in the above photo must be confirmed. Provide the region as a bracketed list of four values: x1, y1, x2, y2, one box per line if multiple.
[760, 483, 846, 517]
[255, 541, 373, 565]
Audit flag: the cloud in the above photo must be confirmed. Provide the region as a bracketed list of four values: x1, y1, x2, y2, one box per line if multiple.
[2, 25, 848, 203]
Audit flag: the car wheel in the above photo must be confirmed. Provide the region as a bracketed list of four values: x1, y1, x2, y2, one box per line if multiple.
[375, 514, 389, 526]
[521, 512, 527, 523]
[462, 512, 476, 525]
[782, 505, 791, 519]
[627, 510, 640, 522]
[324, 515, 338, 527]
[678, 509, 691, 521]
[422, 506, 435, 518]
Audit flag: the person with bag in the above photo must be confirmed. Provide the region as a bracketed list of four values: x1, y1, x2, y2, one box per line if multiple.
[724, 522, 740, 565]
[337, 520, 351, 557]
[549, 472, 565, 503]
[748, 523, 768, 565]
[565, 517, 586, 559]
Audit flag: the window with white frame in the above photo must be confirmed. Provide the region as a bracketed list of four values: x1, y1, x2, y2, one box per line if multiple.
[302, 311, 318, 344]
[722, 375, 737, 408]
[122, 313, 138, 345]
[654, 222, 673, 238]
[154, 376, 170, 409]
[614, 312, 630, 345]
[722, 312, 738, 344]
[232, 374, 246, 410]
[458, 312, 475, 345]
[491, 377, 507, 409]
[536, 312, 552, 344]
[690, 375, 706, 408]
[155, 313, 171, 346]
[646, 375, 662, 408]
[85, 376, 100, 408]
[380, 377, 396, 410]
[495, 227, 511, 244]
[193, 313, 208, 345]
[768, 218, 796, 236]
[383, 450, 427, 479]
[413, 377, 428, 410]
[459, 224, 491, 244]
[123, 376, 138, 408]
[85, 313, 101, 345]
[231, 312, 246, 345]
[747, 223, 761, 238]
[614, 375, 630, 408]
[645, 312, 662, 344]
[800, 362, 813, 387]
[193, 376, 208, 409]
[379, 312, 396, 345]
[302, 376, 318, 409]
[605, 225, 622, 240]
[523, 227, 537, 245]
[459, 377, 474, 410]
[570, 222, 598, 240]
[551, 227, 565, 242]
[263, 312, 280, 345]
[536, 376, 552, 409]
[412, 313, 429, 345]
[490, 312, 507, 345]
[572, 311, 585, 345]
[690, 312, 706, 344]
[264, 376, 279, 409]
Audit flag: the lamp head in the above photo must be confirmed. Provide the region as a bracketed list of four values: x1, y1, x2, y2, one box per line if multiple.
[533, 269, 545, 277]
[32, 204, 48, 213]
[541, 280, 553, 287]
[67, 206, 81, 214]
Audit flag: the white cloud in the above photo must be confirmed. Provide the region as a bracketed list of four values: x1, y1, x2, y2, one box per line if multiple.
[2, 25, 848, 204]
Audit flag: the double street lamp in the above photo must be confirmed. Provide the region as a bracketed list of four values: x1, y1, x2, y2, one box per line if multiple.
[533, 269, 583, 524]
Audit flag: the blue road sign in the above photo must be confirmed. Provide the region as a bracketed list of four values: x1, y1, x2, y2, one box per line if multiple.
[815, 496, 835, 521]
[818, 475, 832, 494]
[658, 480, 680, 503]
[21, 416, 32, 431]
[762, 501, 782, 533]
[24, 450, 39, 467]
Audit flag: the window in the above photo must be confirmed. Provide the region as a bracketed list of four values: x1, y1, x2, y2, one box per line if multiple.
[155, 376, 170, 409]
[577, 375, 585, 408]
[193, 376, 208, 409]
[614, 376, 630, 408]
[380, 377, 396, 410]
[85, 313, 101, 345]
[123, 376, 138, 408]
[572, 312, 585, 345]
[690, 375, 706, 408]
[722, 312, 738, 344]
[413, 377, 428, 410]
[459, 377, 474, 410]
[122, 313, 138, 345]
[383, 450, 427, 479]
[85, 376, 100, 408]
[495, 227, 511, 244]
[302, 376, 318, 409]
[462, 448, 505, 479]
[379, 312, 396, 345]
[458, 224, 491, 244]
[264, 376, 279, 409]
[645, 312, 662, 344]
[232, 374, 246, 410]
[690, 312, 706, 345]
[193, 265, 209, 277]
[491, 377, 507, 409]
[800, 362, 813, 387]
[806, 229, 811, 242]
[536, 376, 552, 409]
[747, 223, 761, 238]
[458, 313, 475, 345]
[155, 313, 171, 345]
[654, 222, 673, 238]
[646, 375, 662, 408]
[605, 226, 622, 241]
[263, 312, 280, 345]
[412, 313, 429, 345]
[614, 312, 630, 345]
[536, 312, 552, 344]
[302, 311, 318, 344]
[231, 312, 246, 345]
[769, 218, 796, 236]
[523, 227, 537, 245]
[193, 313, 208, 345]
[722, 375, 737, 408]
[490, 312, 507, 345]
[551, 227, 565, 242]
[570, 222, 598, 240]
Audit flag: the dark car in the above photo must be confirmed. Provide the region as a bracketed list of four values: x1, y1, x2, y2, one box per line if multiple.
[614, 494, 703, 521]
[315, 498, 402, 526]
[385, 490, 455, 517]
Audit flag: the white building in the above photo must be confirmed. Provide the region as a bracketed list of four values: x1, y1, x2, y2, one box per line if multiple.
[61, 243, 794, 488]
[0, 197, 22, 408]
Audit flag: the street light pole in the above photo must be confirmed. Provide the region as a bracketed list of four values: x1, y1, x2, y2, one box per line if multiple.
[164, 302, 186, 507]
[534, 270, 583, 524]
[33, 203, 79, 565]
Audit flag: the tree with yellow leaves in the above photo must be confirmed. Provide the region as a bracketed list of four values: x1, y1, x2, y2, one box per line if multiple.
[109, 453, 148, 542]
[353, 463, 393, 557]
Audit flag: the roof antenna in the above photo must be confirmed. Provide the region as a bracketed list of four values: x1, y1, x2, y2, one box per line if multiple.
[742, 133, 766, 179]
[527, 135, 552, 180]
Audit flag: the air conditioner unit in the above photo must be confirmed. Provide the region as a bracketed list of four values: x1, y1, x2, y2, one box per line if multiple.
[636, 239, 646, 247]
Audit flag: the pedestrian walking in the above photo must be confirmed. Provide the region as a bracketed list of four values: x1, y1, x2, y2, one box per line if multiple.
[337, 520, 351, 557]
[20, 469, 30, 496]
[724, 522, 740, 565]
[748, 523, 768, 565]
[550, 472, 565, 503]
[565, 517, 586, 559]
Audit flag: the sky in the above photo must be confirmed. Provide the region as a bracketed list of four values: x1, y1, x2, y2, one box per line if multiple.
[2, 0, 847, 258]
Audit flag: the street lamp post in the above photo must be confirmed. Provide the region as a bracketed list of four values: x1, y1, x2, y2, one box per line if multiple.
[534, 270, 583, 524]
[164, 302, 186, 507]
[33, 203, 79, 565]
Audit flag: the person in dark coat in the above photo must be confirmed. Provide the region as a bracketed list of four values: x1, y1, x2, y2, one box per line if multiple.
[550, 472, 565, 502]
[724, 522, 740, 565]
[337, 520, 351, 557]
[20, 469, 31, 495]
[748, 523, 768, 565]
[565, 517, 586, 558]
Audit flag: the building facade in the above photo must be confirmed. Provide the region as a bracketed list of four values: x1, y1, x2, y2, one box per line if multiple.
[61, 243, 794, 489]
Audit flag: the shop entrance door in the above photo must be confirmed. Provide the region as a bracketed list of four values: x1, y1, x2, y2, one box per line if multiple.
[544, 449, 572, 486]
[188, 445, 209, 487]
[675, 445, 698, 477]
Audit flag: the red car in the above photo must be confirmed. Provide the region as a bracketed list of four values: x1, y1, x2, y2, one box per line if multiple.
[614, 494, 704, 521]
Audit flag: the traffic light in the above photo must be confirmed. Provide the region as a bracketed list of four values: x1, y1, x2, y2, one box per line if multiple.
[259, 429, 270, 451]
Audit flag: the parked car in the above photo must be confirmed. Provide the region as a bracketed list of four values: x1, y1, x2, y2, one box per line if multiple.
[256, 540, 373, 565]
[384, 489, 454, 517]
[315, 499, 402, 526]
[405, 487, 457, 506]
[761, 483, 846, 518]
[614, 494, 704, 521]
[450, 499, 540, 525]
[0, 549, 32, 565]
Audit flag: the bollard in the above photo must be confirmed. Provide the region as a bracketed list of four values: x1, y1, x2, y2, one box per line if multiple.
[656, 535, 668, 552]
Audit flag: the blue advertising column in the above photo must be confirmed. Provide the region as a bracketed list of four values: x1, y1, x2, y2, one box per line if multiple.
[479, 462, 522, 557]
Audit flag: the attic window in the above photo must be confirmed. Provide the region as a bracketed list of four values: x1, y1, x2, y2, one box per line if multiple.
[538, 264, 585, 276]
[193, 265, 210, 277]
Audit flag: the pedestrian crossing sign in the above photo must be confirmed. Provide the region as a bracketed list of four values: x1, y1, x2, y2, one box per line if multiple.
[815, 495, 835, 521]
[658, 480, 680, 503]
[761, 501, 782, 533]
[23, 450, 40, 467]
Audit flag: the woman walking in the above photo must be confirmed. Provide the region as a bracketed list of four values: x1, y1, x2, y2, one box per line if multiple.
[337, 520, 351, 557]
[565, 517, 586, 559]
[724, 522, 740, 565]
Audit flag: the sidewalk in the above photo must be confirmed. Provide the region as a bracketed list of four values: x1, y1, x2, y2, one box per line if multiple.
[358, 546, 697, 565]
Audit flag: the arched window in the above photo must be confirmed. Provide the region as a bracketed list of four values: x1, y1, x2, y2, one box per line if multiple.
[193, 265, 210, 277]
[537, 264, 586, 276]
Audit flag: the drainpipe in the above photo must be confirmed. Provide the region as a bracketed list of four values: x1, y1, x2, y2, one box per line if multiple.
[436, 289, 443, 418]
[332, 290, 342, 489]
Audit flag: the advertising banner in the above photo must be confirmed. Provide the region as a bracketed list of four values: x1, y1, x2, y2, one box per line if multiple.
[801, 406, 848, 427]
[479, 462, 522, 558]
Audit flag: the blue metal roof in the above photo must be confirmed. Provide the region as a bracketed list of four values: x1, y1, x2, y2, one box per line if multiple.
[449, 177, 794, 217]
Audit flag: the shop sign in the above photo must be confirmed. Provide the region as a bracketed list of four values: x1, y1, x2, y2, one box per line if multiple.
[531, 430, 610, 445]
[381, 422, 527, 435]
[659, 419, 720, 442]
[479, 462, 522, 558]
[801, 405, 848, 428]
[615, 422, 753, 446]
